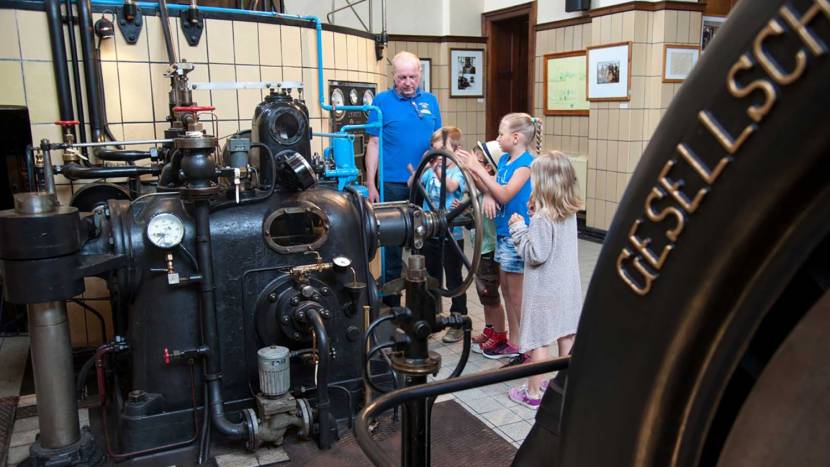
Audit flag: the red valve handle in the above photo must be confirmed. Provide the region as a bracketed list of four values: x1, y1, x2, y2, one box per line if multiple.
[172, 105, 215, 112]
[54, 120, 80, 127]
[163, 347, 171, 365]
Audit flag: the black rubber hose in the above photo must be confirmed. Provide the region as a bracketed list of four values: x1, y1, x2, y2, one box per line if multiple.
[75, 353, 96, 399]
[69, 298, 108, 344]
[211, 143, 277, 212]
[45, 0, 76, 143]
[306, 308, 335, 449]
[77, 0, 103, 141]
[24, 146, 36, 191]
[193, 201, 249, 440]
[61, 163, 160, 180]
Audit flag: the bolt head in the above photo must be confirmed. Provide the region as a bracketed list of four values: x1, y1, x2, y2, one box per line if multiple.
[321, 287, 330, 295]
[290, 297, 300, 306]
[280, 315, 290, 324]
[268, 292, 277, 302]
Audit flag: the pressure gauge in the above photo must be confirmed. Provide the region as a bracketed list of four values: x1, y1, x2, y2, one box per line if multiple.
[146, 213, 185, 249]
[333, 256, 352, 268]
[349, 88, 359, 105]
[331, 88, 345, 120]
[362, 90, 374, 106]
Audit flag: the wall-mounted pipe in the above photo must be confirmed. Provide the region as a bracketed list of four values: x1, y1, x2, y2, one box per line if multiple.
[45, 0, 76, 144]
[65, 0, 89, 149]
[78, 0, 104, 141]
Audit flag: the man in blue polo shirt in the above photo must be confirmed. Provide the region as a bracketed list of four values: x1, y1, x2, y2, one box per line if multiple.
[365, 51, 442, 306]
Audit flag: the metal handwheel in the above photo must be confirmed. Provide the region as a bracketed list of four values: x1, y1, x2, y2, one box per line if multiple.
[408, 148, 482, 298]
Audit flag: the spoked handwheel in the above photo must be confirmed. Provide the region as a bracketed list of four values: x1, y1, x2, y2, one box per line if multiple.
[408, 148, 482, 298]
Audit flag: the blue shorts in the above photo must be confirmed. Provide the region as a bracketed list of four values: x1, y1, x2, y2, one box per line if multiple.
[494, 236, 524, 273]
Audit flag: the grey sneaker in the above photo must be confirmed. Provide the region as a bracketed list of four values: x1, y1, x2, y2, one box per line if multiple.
[442, 328, 464, 343]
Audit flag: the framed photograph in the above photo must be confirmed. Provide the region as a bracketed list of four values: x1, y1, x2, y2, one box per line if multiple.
[586, 42, 631, 102]
[450, 48, 484, 97]
[701, 16, 726, 51]
[419, 58, 432, 93]
[544, 51, 589, 116]
[663, 44, 700, 83]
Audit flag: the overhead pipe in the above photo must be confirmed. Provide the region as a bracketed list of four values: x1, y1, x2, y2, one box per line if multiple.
[45, 0, 77, 144]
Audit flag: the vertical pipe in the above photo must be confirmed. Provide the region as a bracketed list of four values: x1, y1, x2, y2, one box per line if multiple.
[28, 301, 81, 448]
[158, 0, 178, 65]
[306, 308, 333, 449]
[77, 0, 103, 141]
[64, 0, 88, 147]
[45, 0, 76, 143]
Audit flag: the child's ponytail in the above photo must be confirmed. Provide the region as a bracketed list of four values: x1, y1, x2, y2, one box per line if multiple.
[531, 117, 543, 155]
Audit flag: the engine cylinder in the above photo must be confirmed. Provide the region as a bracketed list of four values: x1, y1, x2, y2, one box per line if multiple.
[258, 345, 291, 397]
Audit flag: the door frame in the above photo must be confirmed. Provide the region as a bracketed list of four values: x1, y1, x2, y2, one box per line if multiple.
[482, 1, 537, 140]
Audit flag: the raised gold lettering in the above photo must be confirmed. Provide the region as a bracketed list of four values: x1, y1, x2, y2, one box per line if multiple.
[617, 247, 657, 296]
[754, 18, 807, 85]
[779, 0, 830, 56]
[698, 110, 756, 154]
[628, 219, 672, 270]
[676, 143, 732, 185]
[727, 54, 778, 122]
[645, 187, 685, 242]
[658, 160, 708, 214]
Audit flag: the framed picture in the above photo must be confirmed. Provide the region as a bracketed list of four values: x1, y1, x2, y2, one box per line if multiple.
[663, 44, 700, 83]
[701, 16, 726, 51]
[450, 48, 484, 97]
[544, 51, 589, 116]
[419, 58, 432, 93]
[586, 42, 631, 102]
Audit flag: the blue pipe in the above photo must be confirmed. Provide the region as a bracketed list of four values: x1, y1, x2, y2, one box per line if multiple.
[91, 0, 304, 18]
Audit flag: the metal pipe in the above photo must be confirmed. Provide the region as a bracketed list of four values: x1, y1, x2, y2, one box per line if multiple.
[306, 307, 334, 449]
[40, 141, 57, 195]
[94, 149, 152, 162]
[28, 301, 81, 448]
[60, 163, 160, 180]
[357, 356, 572, 467]
[158, 0, 178, 64]
[78, 0, 103, 141]
[193, 200, 250, 440]
[64, 138, 173, 148]
[65, 0, 88, 147]
[45, 0, 76, 144]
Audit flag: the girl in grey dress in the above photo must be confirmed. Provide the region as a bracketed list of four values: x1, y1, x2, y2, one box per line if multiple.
[506, 151, 584, 409]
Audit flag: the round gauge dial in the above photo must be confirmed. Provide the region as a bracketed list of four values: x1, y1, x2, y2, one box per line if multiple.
[362, 90, 374, 106]
[333, 256, 352, 268]
[331, 88, 345, 120]
[349, 89, 359, 105]
[146, 213, 185, 249]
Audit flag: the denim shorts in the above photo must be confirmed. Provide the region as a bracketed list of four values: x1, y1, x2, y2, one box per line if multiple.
[494, 236, 524, 273]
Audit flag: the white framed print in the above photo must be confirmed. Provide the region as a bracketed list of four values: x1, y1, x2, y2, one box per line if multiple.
[663, 44, 700, 83]
[419, 58, 432, 93]
[586, 42, 631, 102]
[450, 48, 484, 97]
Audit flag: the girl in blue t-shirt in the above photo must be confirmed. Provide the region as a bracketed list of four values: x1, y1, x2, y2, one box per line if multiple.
[458, 113, 541, 361]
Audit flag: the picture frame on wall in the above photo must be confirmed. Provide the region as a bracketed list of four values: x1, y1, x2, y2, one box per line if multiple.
[449, 48, 484, 97]
[586, 42, 631, 102]
[701, 16, 726, 51]
[663, 44, 701, 83]
[544, 51, 589, 116]
[419, 58, 432, 93]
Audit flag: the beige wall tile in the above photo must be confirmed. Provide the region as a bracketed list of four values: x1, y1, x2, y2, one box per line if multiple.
[583, 23, 591, 49]
[596, 139, 607, 171]
[563, 27, 574, 52]
[151, 62, 172, 121]
[622, 11, 635, 41]
[217, 120, 238, 138]
[234, 21, 259, 65]
[23, 62, 58, 123]
[114, 21, 149, 62]
[358, 38, 369, 71]
[611, 13, 623, 42]
[586, 197, 596, 227]
[596, 170, 607, 201]
[259, 24, 282, 66]
[283, 66, 302, 83]
[320, 30, 334, 69]
[652, 11, 665, 44]
[607, 109, 619, 140]
[618, 110, 630, 141]
[689, 13, 702, 45]
[209, 64, 237, 120]
[606, 141, 618, 171]
[100, 61, 121, 124]
[118, 62, 153, 122]
[0, 61, 25, 106]
[628, 141, 642, 172]
[591, 17, 602, 45]
[178, 18, 207, 63]
[302, 68, 321, 118]
[634, 11, 648, 43]
[588, 111, 597, 139]
[616, 172, 627, 199]
[664, 11, 678, 43]
[596, 110, 608, 140]
[260, 65, 282, 83]
[236, 65, 262, 120]
[18, 10, 51, 61]
[347, 34, 360, 71]
[573, 24, 584, 51]
[122, 123, 156, 151]
[301, 28, 317, 68]
[0, 10, 20, 59]
[632, 43, 647, 76]
[676, 12, 690, 43]
[332, 32, 348, 70]
[660, 82, 674, 107]
[207, 20, 234, 64]
[147, 16, 179, 64]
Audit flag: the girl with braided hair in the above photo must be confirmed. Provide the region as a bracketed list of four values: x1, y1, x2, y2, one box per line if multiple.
[457, 112, 541, 362]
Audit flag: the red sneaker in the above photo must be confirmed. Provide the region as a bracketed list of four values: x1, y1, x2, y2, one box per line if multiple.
[473, 331, 505, 354]
[472, 326, 494, 344]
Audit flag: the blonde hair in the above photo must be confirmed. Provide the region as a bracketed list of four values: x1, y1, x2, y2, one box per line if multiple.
[431, 127, 463, 152]
[501, 112, 543, 154]
[531, 151, 583, 221]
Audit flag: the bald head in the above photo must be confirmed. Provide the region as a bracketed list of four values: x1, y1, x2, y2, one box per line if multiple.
[391, 51, 422, 98]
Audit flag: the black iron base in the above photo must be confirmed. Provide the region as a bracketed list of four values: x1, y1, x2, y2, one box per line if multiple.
[23, 427, 105, 467]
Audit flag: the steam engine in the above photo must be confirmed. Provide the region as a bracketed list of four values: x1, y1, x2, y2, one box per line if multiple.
[0, 68, 450, 464]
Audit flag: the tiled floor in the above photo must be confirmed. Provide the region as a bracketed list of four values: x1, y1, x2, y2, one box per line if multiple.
[0, 239, 603, 462]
